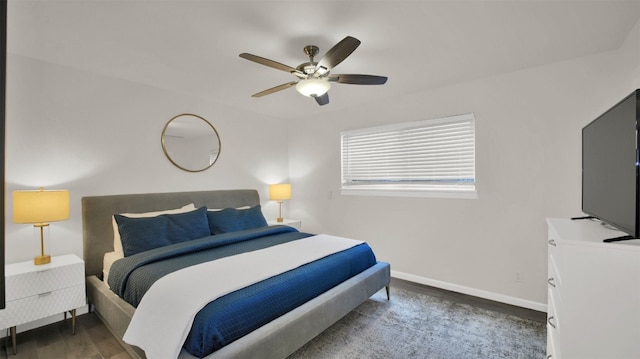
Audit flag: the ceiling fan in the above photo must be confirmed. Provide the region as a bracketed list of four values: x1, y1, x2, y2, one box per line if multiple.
[239, 36, 387, 106]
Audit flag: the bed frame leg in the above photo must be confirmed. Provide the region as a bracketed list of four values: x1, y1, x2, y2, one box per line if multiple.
[385, 286, 390, 300]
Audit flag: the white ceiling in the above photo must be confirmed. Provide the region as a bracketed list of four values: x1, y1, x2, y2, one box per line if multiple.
[7, 0, 640, 120]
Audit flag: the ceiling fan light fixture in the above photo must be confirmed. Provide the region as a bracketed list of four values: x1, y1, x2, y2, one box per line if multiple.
[296, 78, 331, 97]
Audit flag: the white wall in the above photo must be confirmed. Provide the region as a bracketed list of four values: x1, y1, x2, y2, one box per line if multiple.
[627, 18, 640, 87]
[287, 20, 640, 310]
[5, 55, 291, 264]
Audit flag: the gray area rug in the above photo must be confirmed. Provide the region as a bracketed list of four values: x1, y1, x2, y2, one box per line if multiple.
[288, 287, 546, 359]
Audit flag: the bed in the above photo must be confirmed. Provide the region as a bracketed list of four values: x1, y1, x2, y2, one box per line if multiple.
[82, 189, 390, 358]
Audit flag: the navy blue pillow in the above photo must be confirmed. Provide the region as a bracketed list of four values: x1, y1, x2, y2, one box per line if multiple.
[115, 206, 210, 257]
[206, 205, 268, 234]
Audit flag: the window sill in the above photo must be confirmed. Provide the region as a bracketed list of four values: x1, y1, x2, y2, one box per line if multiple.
[340, 187, 478, 199]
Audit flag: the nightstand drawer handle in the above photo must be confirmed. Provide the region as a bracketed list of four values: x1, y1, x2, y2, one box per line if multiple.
[548, 239, 557, 246]
[547, 316, 556, 329]
[547, 278, 556, 288]
[38, 291, 52, 297]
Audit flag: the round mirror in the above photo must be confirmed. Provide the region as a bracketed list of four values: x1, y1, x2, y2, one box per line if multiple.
[161, 114, 221, 172]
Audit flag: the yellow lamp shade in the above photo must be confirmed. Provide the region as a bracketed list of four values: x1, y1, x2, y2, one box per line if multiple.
[13, 188, 70, 224]
[269, 184, 291, 201]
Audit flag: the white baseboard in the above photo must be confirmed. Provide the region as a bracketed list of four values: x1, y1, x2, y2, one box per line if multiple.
[391, 270, 547, 313]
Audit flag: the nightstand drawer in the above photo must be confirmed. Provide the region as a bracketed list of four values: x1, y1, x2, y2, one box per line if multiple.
[5, 261, 84, 301]
[0, 284, 85, 328]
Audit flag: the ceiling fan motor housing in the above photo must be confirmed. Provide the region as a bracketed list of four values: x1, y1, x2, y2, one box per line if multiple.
[297, 62, 319, 75]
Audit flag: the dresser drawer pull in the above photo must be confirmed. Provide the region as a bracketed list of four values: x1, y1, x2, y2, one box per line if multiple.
[547, 316, 556, 329]
[548, 239, 557, 246]
[38, 292, 52, 297]
[547, 355, 553, 359]
[547, 278, 556, 288]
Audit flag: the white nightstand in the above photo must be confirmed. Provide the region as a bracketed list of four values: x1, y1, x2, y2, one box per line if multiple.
[0, 254, 86, 354]
[268, 219, 302, 230]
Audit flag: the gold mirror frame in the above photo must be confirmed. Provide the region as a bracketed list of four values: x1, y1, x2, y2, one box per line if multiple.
[161, 113, 221, 172]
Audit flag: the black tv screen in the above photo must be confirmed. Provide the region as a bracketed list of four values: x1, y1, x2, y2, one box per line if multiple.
[582, 89, 640, 237]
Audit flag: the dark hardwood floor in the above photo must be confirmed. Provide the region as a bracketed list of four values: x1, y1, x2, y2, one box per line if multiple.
[0, 280, 545, 358]
[1, 313, 131, 359]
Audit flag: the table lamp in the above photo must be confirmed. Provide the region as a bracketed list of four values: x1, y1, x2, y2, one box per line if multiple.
[269, 184, 291, 223]
[13, 188, 70, 265]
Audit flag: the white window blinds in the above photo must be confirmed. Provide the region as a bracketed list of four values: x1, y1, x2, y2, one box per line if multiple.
[341, 113, 476, 195]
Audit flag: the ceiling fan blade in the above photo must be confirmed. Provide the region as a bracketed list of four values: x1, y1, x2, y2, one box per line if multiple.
[239, 53, 302, 75]
[252, 82, 297, 97]
[314, 93, 329, 106]
[315, 36, 361, 73]
[329, 74, 388, 85]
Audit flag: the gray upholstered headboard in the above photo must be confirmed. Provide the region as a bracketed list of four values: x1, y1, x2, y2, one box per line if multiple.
[81, 189, 260, 277]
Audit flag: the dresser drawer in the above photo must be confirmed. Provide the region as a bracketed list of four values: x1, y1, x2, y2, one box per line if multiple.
[547, 254, 562, 305]
[546, 323, 558, 359]
[0, 285, 85, 328]
[5, 260, 84, 301]
[546, 292, 560, 358]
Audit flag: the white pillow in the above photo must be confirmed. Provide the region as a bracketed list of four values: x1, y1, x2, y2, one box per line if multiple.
[207, 206, 250, 211]
[103, 251, 122, 287]
[111, 203, 196, 254]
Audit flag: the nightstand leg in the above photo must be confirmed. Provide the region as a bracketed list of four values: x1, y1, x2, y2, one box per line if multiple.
[10, 326, 16, 355]
[71, 309, 76, 335]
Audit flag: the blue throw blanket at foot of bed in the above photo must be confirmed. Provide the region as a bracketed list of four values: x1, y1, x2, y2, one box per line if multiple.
[185, 241, 376, 357]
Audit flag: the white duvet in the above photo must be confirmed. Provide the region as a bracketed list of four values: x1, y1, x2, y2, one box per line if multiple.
[123, 234, 363, 359]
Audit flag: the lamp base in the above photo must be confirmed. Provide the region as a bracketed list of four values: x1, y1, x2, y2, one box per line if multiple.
[34, 255, 51, 265]
[276, 217, 284, 223]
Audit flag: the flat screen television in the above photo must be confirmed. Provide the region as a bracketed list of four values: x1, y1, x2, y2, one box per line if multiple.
[582, 89, 640, 238]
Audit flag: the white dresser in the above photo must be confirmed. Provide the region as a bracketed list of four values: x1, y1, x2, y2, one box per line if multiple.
[0, 254, 86, 353]
[546, 218, 640, 359]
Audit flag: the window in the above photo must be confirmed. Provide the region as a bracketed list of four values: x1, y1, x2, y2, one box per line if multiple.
[341, 113, 476, 198]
